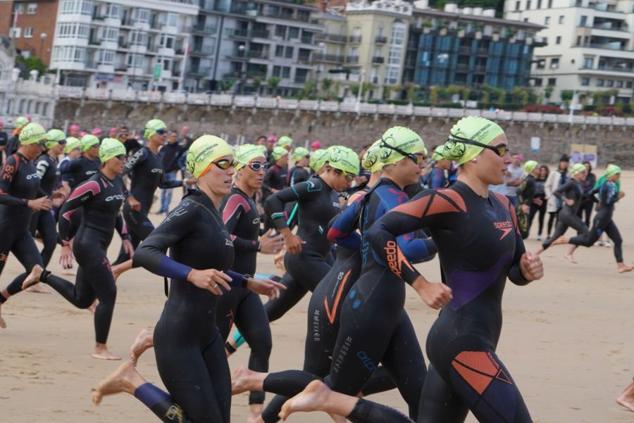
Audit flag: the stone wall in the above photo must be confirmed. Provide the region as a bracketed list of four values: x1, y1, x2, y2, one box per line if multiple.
[54, 99, 634, 167]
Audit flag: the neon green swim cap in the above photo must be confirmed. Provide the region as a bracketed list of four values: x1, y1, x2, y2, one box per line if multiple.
[604, 164, 621, 178]
[19, 122, 46, 145]
[45, 129, 66, 149]
[442, 116, 505, 165]
[271, 146, 289, 161]
[235, 144, 266, 170]
[99, 138, 126, 162]
[310, 149, 327, 173]
[362, 141, 384, 173]
[432, 145, 448, 161]
[144, 119, 167, 139]
[80, 134, 100, 152]
[64, 137, 81, 154]
[523, 160, 539, 174]
[291, 147, 310, 161]
[186, 135, 234, 178]
[15, 116, 30, 129]
[276, 135, 293, 148]
[379, 126, 427, 166]
[570, 163, 586, 175]
[325, 145, 360, 176]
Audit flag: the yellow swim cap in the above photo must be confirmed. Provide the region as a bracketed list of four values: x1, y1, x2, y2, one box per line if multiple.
[442, 116, 505, 165]
[186, 135, 234, 178]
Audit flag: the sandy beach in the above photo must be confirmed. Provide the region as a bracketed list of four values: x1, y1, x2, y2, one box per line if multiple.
[1, 172, 633, 423]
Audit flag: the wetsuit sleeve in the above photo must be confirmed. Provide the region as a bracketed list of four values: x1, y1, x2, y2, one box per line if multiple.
[159, 172, 183, 189]
[379, 189, 437, 264]
[115, 213, 131, 241]
[58, 179, 101, 243]
[262, 167, 278, 192]
[367, 189, 466, 284]
[132, 201, 195, 280]
[553, 179, 573, 199]
[264, 180, 320, 230]
[0, 155, 29, 206]
[222, 194, 260, 253]
[123, 147, 147, 175]
[35, 157, 50, 179]
[60, 158, 80, 182]
[327, 195, 364, 250]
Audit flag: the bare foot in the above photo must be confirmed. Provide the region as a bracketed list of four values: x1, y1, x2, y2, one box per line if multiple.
[129, 327, 154, 364]
[21, 265, 43, 290]
[92, 361, 137, 405]
[551, 236, 569, 247]
[280, 380, 332, 421]
[92, 344, 121, 361]
[618, 264, 634, 273]
[232, 367, 261, 395]
[617, 382, 634, 412]
[564, 254, 578, 264]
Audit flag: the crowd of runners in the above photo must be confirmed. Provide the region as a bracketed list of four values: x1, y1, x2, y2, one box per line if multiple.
[0, 114, 632, 422]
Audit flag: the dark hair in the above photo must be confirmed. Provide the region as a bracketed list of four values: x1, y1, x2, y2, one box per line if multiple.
[582, 160, 592, 172]
[538, 164, 549, 180]
[256, 135, 267, 142]
[559, 154, 570, 162]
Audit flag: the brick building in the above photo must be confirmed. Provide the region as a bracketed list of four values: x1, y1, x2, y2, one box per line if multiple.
[0, 0, 59, 66]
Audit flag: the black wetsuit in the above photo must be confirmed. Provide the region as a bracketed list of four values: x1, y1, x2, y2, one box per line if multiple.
[542, 178, 588, 250]
[6, 135, 19, 157]
[361, 182, 533, 422]
[132, 190, 249, 423]
[218, 186, 271, 406]
[60, 156, 100, 189]
[40, 173, 128, 345]
[577, 172, 596, 226]
[0, 153, 44, 302]
[569, 180, 624, 263]
[263, 176, 341, 322]
[31, 154, 61, 267]
[289, 166, 310, 185]
[260, 179, 437, 421]
[115, 146, 182, 263]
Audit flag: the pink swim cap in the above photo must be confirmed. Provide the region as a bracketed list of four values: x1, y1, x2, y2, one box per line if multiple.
[311, 140, 322, 150]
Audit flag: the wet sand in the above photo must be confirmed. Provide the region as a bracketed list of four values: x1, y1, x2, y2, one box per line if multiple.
[1, 172, 633, 422]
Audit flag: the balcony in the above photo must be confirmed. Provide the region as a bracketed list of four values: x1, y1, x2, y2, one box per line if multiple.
[312, 52, 344, 63]
[315, 33, 348, 44]
[297, 54, 311, 64]
[229, 28, 249, 38]
[193, 23, 218, 33]
[375, 35, 388, 44]
[190, 66, 212, 77]
[578, 23, 628, 33]
[348, 35, 362, 44]
[191, 45, 215, 56]
[580, 64, 634, 73]
[577, 42, 628, 51]
[301, 34, 313, 44]
[372, 56, 384, 64]
[229, 50, 270, 60]
[477, 48, 489, 55]
[345, 55, 360, 64]
[252, 29, 270, 38]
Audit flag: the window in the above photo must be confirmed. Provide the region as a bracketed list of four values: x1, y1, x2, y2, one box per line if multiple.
[526, 0, 531, 9]
[524, 18, 528, 22]
[103, 27, 118, 42]
[288, 27, 299, 39]
[127, 53, 145, 67]
[282, 66, 290, 78]
[57, 23, 90, 39]
[534, 78, 543, 86]
[14, 3, 24, 14]
[275, 45, 284, 57]
[515, 1, 520, 10]
[135, 8, 150, 23]
[580, 15, 587, 26]
[60, 0, 93, 15]
[558, 15, 564, 24]
[616, 80, 623, 88]
[556, 36, 561, 44]
[537, 0, 542, 7]
[275, 25, 285, 38]
[27, 3, 37, 14]
[386, 67, 399, 84]
[12, 27, 21, 38]
[285, 46, 293, 58]
[24, 27, 33, 38]
[544, 16, 550, 25]
[597, 79, 604, 87]
[548, 77, 556, 86]
[543, 36, 548, 44]
[627, 81, 633, 88]
[98, 49, 115, 64]
[581, 77, 590, 86]
[159, 34, 174, 48]
[550, 57, 559, 68]
[107, 4, 121, 18]
[273, 65, 281, 77]
[583, 57, 593, 68]
[606, 79, 614, 87]
[548, 0, 552, 6]
[166, 13, 178, 27]
[130, 31, 148, 46]
[536, 59, 545, 69]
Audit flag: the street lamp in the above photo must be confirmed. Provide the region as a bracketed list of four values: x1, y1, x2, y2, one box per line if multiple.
[39, 32, 47, 59]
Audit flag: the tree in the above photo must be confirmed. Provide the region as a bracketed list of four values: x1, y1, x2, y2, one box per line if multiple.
[321, 78, 333, 98]
[267, 77, 280, 95]
[15, 55, 47, 79]
[544, 86, 553, 103]
[220, 79, 236, 92]
[252, 76, 262, 95]
[300, 80, 317, 99]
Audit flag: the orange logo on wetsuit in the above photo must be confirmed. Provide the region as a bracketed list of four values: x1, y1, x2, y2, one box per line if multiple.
[384, 240, 414, 278]
[323, 270, 351, 325]
[493, 221, 513, 240]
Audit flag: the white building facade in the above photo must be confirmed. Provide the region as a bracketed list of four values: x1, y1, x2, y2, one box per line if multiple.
[50, 0, 198, 91]
[505, 0, 634, 103]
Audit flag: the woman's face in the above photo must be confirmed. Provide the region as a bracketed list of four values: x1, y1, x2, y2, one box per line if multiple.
[609, 173, 621, 182]
[199, 154, 235, 197]
[472, 134, 511, 186]
[51, 143, 65, 156]
[104, 154, 126, 175]
[539, 166, 547, 178]
[385, 155, 422, 187]
[69, 148, 81, 159]
[237, 156, 266, 191]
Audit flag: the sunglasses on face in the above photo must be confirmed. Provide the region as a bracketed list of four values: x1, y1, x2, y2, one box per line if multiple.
[380, 137, 421, 165]
[155, 128, 167, 135]
[448, 133, 509, 158]
[333, 168, 355, 181]
[248, 161, 268, 171]
[58, 140, 67, 145]
[213, 158, 237, 170]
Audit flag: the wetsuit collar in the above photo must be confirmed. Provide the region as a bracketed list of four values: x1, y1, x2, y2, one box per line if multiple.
[185, 188, 219, 213]
[233, 185, 256, 200]
[377, 177, 403, 191]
